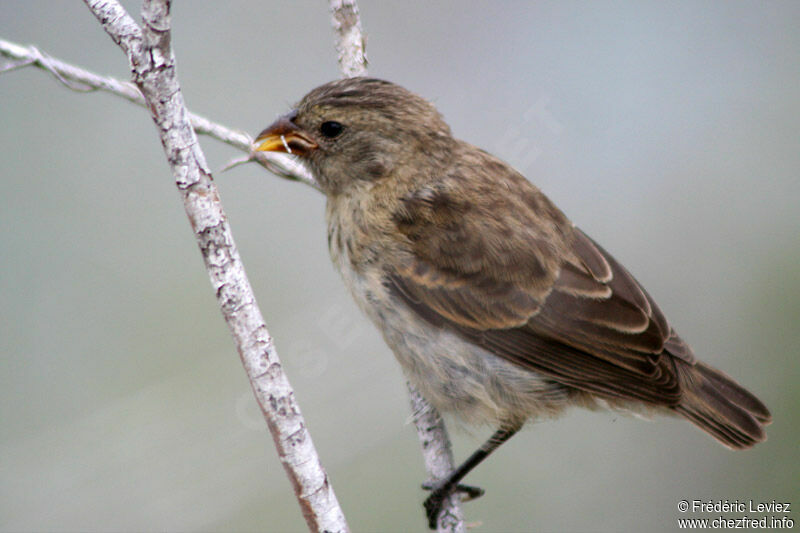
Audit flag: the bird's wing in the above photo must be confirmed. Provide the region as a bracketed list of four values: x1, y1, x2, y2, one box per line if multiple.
[387, 147, 694, 405]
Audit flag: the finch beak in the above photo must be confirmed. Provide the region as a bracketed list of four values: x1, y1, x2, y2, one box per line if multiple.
[254, 111, 318, 156]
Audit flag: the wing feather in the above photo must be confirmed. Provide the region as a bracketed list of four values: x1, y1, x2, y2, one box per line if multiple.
[387, 148, 685, 406]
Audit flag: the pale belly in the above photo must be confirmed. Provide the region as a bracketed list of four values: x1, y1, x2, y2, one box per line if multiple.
[329, 231, 575, 427]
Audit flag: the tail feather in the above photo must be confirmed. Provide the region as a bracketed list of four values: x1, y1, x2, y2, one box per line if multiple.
[697, 363, 772, 422]
[675, 362, 771, 449]
[677, 406, 757, 449]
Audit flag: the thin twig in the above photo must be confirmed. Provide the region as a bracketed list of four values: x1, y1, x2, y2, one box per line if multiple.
[3, 0, 463, 527]
[329, 0, 368, 78]
[0, 37, 318, 190]
[78, 0, 348, 530]
[408, 385, 466, 532]
[327, 1, 464, 531]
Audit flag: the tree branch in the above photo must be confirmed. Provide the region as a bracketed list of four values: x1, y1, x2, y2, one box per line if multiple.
[408, 385, 466, 532]
[3, 0, 464, 528]
[79, 0, 347, 530]
[0, 37, 317, 190]
[329, 0, 368, 78]
[326, 2, 465, 531]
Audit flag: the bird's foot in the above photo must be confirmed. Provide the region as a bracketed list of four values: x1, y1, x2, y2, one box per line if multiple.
[422, 481, 485, 529]
[421, 481, 485, 501]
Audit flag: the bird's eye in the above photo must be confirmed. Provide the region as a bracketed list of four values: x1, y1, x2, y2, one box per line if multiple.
[320, 121, 344, 138]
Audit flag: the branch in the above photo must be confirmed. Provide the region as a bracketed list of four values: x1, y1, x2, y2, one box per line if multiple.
[408, 386, 466, 532]
[327, 2, 465, 531]
[0, 37, 317, 190]
[79, 0, 347, 530]
[3, 0, 463, 527]
[329, 0, 368, 78]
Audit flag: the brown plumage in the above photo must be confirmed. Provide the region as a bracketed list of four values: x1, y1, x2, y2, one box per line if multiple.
[254, 77, 771, 526]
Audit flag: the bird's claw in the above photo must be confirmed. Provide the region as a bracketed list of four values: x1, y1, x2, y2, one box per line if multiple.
[422, 481, 485, 501]
[422, 481, 485, 529]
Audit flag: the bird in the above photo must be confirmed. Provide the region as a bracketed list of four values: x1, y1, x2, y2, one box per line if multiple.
[253, 77, 771, 528]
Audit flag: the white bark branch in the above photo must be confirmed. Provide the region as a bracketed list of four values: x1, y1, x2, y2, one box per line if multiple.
[329, 0, 368, 78]
[408, 385, 466, 532]
[327, 2, 465, 531]
[0, 38, 317, 190]
[79, 0, 348, 530]
[3, 0, 464, 528]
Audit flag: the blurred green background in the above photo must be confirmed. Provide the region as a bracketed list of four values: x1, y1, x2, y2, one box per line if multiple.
[2, 1, 798, 531]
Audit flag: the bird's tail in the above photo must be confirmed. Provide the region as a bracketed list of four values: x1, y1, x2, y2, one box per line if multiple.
[675, 361, 772, 449]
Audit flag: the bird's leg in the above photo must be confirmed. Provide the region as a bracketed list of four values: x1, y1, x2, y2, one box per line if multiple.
[423, 422, 522, 529]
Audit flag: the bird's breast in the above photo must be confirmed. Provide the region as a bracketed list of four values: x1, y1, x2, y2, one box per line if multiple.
[325, 194, 387, 314]
[326, 194, 370, 274]
[324, 195, 573, 426]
